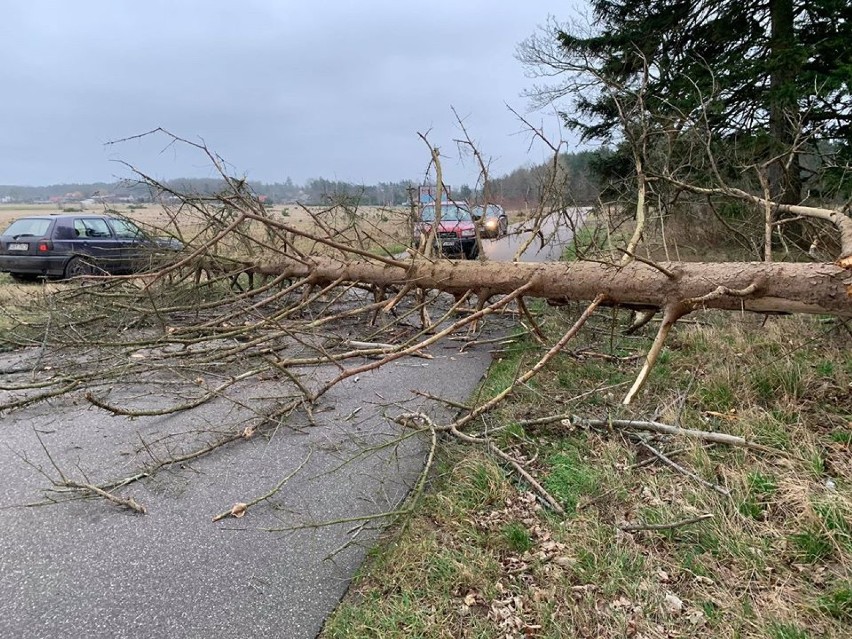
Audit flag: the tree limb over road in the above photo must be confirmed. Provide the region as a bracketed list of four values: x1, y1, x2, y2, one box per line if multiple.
[258, 254, 852, 318]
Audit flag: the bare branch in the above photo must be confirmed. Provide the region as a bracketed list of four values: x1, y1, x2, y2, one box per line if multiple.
[620, 513, 714, 532]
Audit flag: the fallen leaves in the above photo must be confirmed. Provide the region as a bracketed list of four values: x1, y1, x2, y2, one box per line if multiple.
[488, 592, 536, 637]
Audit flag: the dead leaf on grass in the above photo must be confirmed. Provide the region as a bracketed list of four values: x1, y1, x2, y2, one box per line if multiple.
[703, 410, 737, 420]
[687, 608, 706, 626]
[663, 593, 684, 615]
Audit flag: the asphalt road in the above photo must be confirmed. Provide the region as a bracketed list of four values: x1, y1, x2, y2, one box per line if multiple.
[483, 211, 582, 263]
[0, 335, 503, 639]
[0, 218, 576, 638]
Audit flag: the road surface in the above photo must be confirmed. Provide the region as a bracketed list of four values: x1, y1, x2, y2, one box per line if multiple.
[483, 210, 583, 263]
[0, 216, 577, 638]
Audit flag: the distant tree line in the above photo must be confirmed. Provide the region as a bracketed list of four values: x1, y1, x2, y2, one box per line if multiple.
[0, 151, 602, 208]
[487, 150, 601, 207]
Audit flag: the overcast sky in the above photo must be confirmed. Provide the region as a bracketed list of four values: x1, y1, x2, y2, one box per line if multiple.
[1, 1, 584, 187]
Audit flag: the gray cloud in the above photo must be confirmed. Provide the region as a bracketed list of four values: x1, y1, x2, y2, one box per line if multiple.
[0, 1, 578, 186]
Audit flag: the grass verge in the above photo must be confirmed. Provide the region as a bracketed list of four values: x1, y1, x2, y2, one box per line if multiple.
[322, 306, 852, 638]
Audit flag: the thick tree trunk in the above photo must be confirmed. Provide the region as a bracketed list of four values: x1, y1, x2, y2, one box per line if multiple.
[768, 0, 802, 205]
[261, 257, 852, 318]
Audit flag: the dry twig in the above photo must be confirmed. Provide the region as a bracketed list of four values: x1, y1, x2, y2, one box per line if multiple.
[621, 513, 714, 532]
[212, 451, 313, 522]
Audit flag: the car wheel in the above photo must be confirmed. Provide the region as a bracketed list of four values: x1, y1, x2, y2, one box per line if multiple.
[465, 242, 480, 260]
[64, 256, 94, 279]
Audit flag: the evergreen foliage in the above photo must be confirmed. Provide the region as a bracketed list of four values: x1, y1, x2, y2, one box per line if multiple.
[518, 0, 852, 203]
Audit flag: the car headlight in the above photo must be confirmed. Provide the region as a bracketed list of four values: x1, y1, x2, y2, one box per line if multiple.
[461, 229, 476, 237]
[485, 219, 498, 228]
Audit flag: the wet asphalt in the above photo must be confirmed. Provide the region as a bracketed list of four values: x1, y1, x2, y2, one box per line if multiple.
[0, 323, 499, 639]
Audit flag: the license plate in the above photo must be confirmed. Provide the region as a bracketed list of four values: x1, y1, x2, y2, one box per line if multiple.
[442, 240, 455, 247]
[8, 243, 28, 251]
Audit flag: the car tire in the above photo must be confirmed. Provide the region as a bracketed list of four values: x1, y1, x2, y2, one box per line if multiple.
[464, 242, 480, 260]
[64, 256, 94, 279]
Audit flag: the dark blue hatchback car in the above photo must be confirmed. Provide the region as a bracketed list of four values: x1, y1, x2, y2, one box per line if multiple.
[0, 214, 182, 281]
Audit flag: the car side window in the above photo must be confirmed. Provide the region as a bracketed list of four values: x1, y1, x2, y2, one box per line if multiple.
[74, 219, 112, 238]
[109, 219, 143, 239]
[53, 223, 76, 240]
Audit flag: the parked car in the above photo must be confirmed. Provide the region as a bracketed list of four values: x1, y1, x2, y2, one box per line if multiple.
[0, 214, 183, 281]
[471, 204, 508, 238]
[412, 203, 479, 259]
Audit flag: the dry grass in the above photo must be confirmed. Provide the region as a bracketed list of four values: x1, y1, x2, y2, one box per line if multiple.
[0, 202, 412, 252]
[0, 202, 413, 332]
[322, 308, 852, 638]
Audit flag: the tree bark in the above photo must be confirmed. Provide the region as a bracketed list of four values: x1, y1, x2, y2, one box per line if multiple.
[768, 0, 801, 205]
[260, 257, 852, 318]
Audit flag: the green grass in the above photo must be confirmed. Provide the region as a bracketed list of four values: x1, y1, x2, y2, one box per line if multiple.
[816, 360, 835, 377]
[815, 502, 852, 551]
[751, 361, 809, 403]
[501, 522, 533, 553]
[818, 583, 852, 621]
[542, 446, 600, 514]
[807, 452, 826, 479]
[830, 429, 852, 445]
[573, 538, 647, 597]
[475, 330, 537, 400]
[561, 222, 604, 261]
[751, 413, 795, 450]
[739, 471, 778, 519]
[790, 529, 834, 563]
[442, 455, 507, 511]
[372, 242, 409, 257]
[697, 377, 737, 411]
[768, 622, 811, 639]
[322, 310, 852, 639]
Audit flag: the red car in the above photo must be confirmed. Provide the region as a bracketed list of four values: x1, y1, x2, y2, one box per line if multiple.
[412, 203, 479, 259]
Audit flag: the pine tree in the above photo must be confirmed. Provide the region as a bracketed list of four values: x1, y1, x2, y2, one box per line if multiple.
[519, 0, 852, 204]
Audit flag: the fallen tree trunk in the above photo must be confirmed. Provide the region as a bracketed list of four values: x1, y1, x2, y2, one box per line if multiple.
[260, 256, 852, 317]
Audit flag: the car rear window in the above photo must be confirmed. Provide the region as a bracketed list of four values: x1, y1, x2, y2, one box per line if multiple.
[3, 218, 52, 238]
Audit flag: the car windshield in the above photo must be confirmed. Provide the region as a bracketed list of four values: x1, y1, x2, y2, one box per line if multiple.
[3, 218, 52, 238]
[420, 204, 471, 222]
[471, 205, 500, 219]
